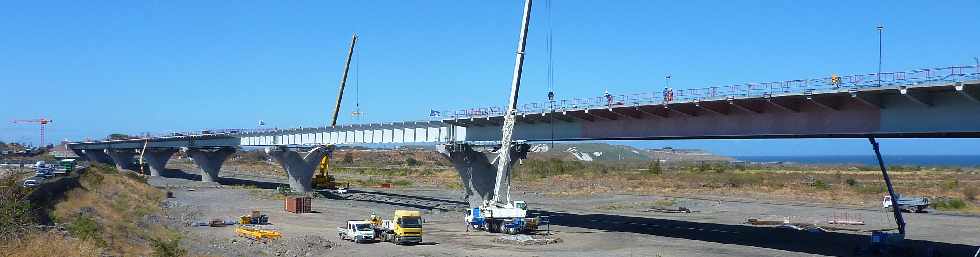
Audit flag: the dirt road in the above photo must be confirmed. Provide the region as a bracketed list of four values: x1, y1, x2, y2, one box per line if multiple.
[152, 169, 980, 257]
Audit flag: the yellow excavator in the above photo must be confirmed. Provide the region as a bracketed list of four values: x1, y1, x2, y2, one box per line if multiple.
[312, 153, 338, 189]
[313, 33, 358, 190]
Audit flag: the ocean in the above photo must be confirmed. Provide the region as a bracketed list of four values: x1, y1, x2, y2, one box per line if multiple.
[733, 155, 980, 167]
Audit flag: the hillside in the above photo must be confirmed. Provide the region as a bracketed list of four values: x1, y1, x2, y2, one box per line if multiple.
[0, 164, 184, 257]
[526, 143, 732, 162]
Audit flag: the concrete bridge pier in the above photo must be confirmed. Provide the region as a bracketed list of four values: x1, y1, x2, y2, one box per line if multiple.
[81, 149, 113, 165]
[436, 143, 530, 206]
[141, 148, 178, 176]
[267, 145, 332, 193]
[185, 147, 236, 182]
[105, 149, 138, 171]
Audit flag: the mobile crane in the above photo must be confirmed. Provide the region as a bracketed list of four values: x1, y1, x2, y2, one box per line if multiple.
[463, 0, 540, 235]
[313, 33, 358, 190]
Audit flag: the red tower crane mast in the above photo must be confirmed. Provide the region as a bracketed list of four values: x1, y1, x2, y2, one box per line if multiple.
[12, 118, 53, 147]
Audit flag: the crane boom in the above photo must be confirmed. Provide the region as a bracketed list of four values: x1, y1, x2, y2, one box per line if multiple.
[331, 33, 358, 127]
[490, 0, 532, 206]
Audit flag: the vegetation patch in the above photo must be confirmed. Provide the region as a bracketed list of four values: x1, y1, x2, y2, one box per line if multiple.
[932, 198, 968, 210]
[48, 164, 185, 256]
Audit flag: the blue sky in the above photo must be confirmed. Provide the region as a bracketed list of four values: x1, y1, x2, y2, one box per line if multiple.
[1, 0, 978, 156]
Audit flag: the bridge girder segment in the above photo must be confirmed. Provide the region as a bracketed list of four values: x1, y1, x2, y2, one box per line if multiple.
[695, 101, 731, 115]
[898, 86, 933, 107]
[955, 82, 980, 103]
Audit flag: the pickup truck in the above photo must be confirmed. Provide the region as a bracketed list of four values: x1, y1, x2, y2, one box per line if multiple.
[337, 220, 375, 243]
[882, 195, 929, 213]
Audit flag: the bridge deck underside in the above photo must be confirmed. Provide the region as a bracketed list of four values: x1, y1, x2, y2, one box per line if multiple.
[459, 82, 980, 141]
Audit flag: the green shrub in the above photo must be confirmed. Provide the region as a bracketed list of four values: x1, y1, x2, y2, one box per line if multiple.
[845, 178, 858, 187]
[149, 236, 186, 257]
[812, 180, 832, 190]
[67, 215, 106, 246]
[931, 198, 968, 210]
[124, 171, 147, 183]
[647, 160, 662, 175]
[405, 157, 419, 166]
[0, 177, 35, 240]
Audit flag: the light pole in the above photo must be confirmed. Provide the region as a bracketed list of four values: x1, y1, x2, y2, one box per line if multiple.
[877, 26, 883, 87]
[974, 57, 978, 75]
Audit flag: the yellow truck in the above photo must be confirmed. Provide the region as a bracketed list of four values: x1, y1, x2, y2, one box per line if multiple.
[375, 210, 423, 245]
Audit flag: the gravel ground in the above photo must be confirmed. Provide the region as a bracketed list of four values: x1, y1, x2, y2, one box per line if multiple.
[150, 169, 980, 257]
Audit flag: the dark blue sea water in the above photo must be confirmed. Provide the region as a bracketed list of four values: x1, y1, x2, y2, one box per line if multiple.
[733, 155, 980, 167]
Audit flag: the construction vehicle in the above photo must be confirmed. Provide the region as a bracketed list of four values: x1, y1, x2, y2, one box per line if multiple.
[239, 210, 269, 225]
[462, 0, 540, 235]
[312, 150, 339, 190]
[882, 194, 930, 213]
[465, 200, 539, 234]
[235, 224, 282, 241]
[373, 210, 424, 245]
[338, 220, 376, 243]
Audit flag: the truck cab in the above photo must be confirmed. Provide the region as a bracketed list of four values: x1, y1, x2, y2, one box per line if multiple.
[380, 210, 423, 244]
[338, 220, 375, 243]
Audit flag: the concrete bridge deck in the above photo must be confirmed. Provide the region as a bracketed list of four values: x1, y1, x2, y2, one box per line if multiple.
[65, 64, 980, 192]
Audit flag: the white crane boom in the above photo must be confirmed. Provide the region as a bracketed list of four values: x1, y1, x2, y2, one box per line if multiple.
[490, 0, 532, 206]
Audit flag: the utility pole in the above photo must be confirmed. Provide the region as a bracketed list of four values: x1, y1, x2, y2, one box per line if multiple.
[877, 26, 883, 87]
[974, 57, 978, 75]
[331, 33, 358, 127]
[491, 0, 532, 205]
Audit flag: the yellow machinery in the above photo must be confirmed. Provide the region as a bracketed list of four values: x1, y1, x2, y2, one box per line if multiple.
[312, 154, 338, 189]
[236, 224, 282, 241]
[376, 210, 424, 245]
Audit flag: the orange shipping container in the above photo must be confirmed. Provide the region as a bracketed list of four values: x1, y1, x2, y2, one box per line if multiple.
[284, 197, 312, 213]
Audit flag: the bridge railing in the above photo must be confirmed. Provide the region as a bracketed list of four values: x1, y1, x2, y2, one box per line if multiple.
[443, 64, 979, 119]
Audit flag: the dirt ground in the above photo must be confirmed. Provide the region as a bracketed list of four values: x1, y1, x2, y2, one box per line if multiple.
[150, 165, 980, 257]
